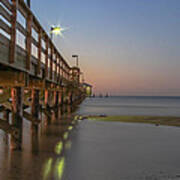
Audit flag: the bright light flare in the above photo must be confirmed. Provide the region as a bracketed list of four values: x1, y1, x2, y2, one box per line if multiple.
[50, 26, 66, 37]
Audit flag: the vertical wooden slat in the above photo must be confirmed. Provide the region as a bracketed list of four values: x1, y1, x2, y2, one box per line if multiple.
[31, 89, 39, 133]
[37, 29, 42, 74]
[55, 53, 57, 81]
[45, 37, 49, 78]
[44, 89, 49, 108]
[50, 44, 53, 80]
[11, 87, 24, 150]
[26, 13, 32, 70]
[62, 63, 64, 79]
[58, 56, 61, 80]
[53, 91, 58, 107]
[67, 68, 70, 81]
[9, 0, 17, 64]
[58, 91, 62, 105]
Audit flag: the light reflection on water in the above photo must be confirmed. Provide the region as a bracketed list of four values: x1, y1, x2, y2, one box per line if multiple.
[0, 105, 78, 180]
[1, 99, 180, 179]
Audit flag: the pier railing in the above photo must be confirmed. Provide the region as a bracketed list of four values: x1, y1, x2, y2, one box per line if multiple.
[0, 0, 80, 86]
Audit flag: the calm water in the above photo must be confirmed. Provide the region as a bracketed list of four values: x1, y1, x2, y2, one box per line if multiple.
[0, 97, 180, 180]
[77, 96, 180, 116]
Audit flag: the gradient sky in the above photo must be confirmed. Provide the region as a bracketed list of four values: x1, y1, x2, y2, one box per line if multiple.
[31, 0, 180, 96]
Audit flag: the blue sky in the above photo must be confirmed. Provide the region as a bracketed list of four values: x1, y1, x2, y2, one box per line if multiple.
[31, 0, 180, 96]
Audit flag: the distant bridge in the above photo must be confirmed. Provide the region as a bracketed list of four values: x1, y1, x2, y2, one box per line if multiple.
[0, 0, 90, 150]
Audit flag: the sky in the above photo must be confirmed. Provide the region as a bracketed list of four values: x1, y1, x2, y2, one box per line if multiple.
[31, 0, 180, 96]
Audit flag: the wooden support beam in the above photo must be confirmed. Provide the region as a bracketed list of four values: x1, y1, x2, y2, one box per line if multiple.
[45, 38, 49, 78]
[58, 91, 62, 106]
[31, 89, 40, 133]
[50, 45, 53, 79]
[0, 71, 26, 87]
[3, 110, 10, 144]
[68, 91, 72, 105]
[53, 91, 59, 107]
[9, 0, 17, 63]
[29, 78, 45, 89]
[23, 111, 40, 124]
[55, 53, 58, 81]
[1, 0, 12, 12]
[26, 13, 32, 70]
[62, 87, 66, 104]
[58, 56, 61, 81]
[0, 119, 17, 135]
[31, 89, 40, 119]
[37, 29, 42, 75]
[44, 89, 49, 108]
[11, 87, 24, 150]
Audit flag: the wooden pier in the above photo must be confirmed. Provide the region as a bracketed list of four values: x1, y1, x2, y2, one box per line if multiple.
[0, 0, 87, 150]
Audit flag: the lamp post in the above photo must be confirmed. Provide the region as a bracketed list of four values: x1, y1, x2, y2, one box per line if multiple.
[72, 55, 79, 67]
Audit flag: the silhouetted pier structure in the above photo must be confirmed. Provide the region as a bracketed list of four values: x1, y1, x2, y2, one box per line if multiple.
[0, 0, 88, 150]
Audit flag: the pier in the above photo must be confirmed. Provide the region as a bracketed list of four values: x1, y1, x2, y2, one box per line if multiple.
[0, 0, 89, 150]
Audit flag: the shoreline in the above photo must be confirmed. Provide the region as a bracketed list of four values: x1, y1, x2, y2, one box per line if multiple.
[87, 115, 180, 127]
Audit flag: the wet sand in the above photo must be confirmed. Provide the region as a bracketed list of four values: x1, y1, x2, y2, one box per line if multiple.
[87, 115, 180, 127]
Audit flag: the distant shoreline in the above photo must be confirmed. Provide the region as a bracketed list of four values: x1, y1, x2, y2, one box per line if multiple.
[90, 96, 180, 98]
[87, 115, 180, 127]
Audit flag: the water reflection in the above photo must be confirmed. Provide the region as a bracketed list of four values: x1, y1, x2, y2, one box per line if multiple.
[31, 126, 39, 154]
[40, 105, 77, 180]
[43, 158, 53, 180]
[0, 104, 79, 180]
[55, 141, 63, 155]
[54, 157, 65, 180]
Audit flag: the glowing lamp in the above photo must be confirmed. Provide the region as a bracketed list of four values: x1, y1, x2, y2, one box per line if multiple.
[50, 27, 62, 35]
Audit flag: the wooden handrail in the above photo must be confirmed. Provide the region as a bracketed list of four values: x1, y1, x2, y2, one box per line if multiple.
[0, 0, 80, 84]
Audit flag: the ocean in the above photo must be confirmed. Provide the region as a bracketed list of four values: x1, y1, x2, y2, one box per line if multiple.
[77, 96, 180, 116]
[1, 96, 180, 179]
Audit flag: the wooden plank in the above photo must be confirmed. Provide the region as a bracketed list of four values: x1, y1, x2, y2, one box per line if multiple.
[37, 29, 42, 74]
[0, 4, 11, 22]
[17, 0, 28, 19]
[26, 13, 32, 70]
[0, 71, 26, 87]
[45, 37, 49, 78]
[0, 32, 9, 45]
[16, 21, 27, 36]
[31, 36, 38, 47]
[31, 89, 40, 133]
[1, 0, 12, 12]
[55, 53, 58, 79]
[9, 0, 17, 64]
[0, 18, 11, 34]
[11, 87, 24, 150]
[50, 44, 53, 79]
[29, 78, 45, 89]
